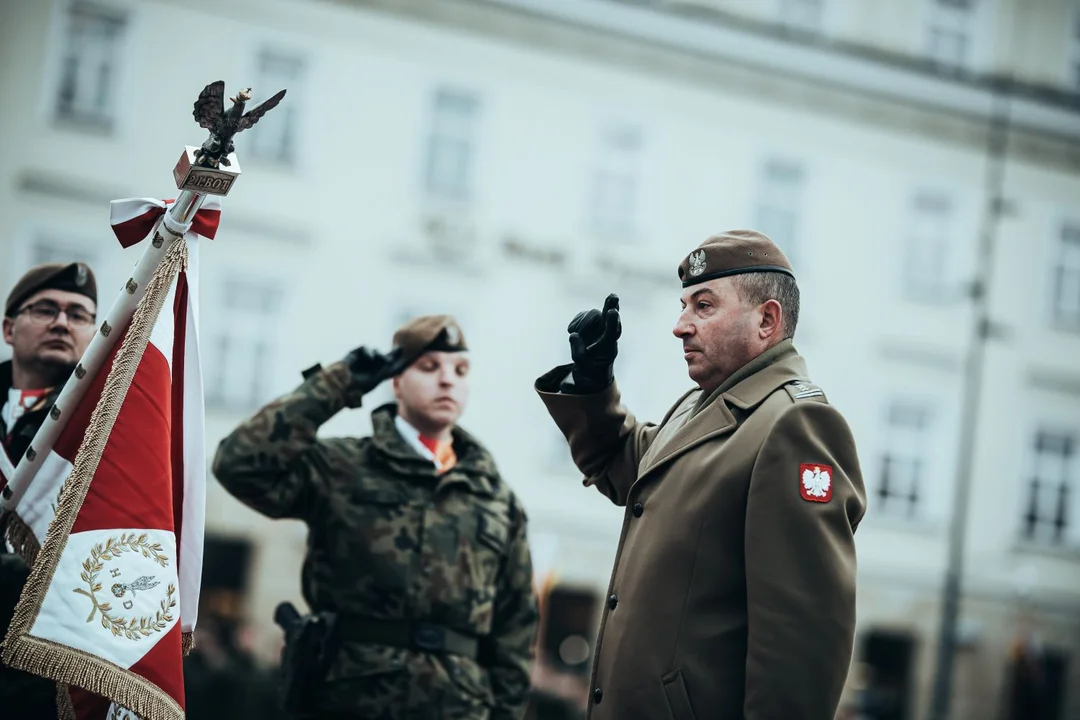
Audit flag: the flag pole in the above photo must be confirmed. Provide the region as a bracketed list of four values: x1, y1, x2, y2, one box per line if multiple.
[0, 189, 209, 523]
[0, 78, 275, 532]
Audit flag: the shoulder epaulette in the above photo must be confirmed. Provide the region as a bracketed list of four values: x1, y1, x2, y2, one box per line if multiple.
[784, 380, 827, 402]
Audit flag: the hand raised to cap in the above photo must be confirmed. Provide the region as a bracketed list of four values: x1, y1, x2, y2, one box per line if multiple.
[343, 345, 409, 405]
[566, 293, 621, 393]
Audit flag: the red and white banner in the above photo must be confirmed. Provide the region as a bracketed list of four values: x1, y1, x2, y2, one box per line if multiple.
[1, 199, 211, 719]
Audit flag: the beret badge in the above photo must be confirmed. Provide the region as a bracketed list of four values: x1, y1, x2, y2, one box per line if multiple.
[688, 250, 707, 277]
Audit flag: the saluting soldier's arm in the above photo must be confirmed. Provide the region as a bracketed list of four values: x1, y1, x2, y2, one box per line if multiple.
[483, 497, 540, 719]
[535, 368, 660, 506]
[742, 401, 868, 720]
[211, 361, 354, 520]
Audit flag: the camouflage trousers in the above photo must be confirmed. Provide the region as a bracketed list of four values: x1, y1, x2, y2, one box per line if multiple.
[304, 643, 495, 720]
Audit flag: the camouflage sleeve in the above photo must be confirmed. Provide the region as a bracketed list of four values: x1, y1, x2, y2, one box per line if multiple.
[485, 497, 539, 720]
[211, 361, 355, 521]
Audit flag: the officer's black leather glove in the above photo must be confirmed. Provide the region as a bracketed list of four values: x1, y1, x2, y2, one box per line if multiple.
[343, 346, 408, 406]
[565, 293, 621, 394]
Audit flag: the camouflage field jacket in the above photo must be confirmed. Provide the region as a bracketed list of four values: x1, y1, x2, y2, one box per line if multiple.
[212, 361, 538, 720]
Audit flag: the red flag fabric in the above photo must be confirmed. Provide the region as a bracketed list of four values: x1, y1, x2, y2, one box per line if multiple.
[1, 205, 209, 720]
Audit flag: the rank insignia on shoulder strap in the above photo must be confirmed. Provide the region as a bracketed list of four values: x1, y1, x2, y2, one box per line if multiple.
[786, 380, 825, 400]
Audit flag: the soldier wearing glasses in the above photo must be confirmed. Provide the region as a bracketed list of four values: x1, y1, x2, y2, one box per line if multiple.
[0, 261, 98, 719]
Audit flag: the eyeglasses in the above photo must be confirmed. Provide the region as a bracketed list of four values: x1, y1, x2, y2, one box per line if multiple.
[15, 300, 96, 328]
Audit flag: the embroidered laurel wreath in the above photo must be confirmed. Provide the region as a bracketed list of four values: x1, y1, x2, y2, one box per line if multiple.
[74, 533, 176, 640]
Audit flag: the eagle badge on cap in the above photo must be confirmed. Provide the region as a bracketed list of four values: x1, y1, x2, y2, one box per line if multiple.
[688, 250, 706, 277]
[445, 324, 461, 345]
[75, 263, 88, 287]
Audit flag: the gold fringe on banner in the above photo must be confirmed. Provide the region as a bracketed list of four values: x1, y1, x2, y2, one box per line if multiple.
[1, 235, 189, 720]
[58, 683, 77, 720]
[4, 511, 40, 566]
[181, 631, 195, 657]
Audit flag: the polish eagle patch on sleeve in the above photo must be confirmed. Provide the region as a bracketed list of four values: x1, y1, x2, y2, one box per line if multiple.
[799, 463, 833, 503]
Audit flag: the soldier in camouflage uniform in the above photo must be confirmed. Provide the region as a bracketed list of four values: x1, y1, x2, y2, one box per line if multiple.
[212, 315, 539, 720]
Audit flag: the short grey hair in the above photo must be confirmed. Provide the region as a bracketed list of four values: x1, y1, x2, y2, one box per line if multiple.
[731, 271, 800, 340]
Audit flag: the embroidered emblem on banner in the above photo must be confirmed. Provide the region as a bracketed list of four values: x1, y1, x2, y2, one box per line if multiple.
[107, 703, 141, 720]
[73, 533, 176, 640]
[800, 463, 833, 503]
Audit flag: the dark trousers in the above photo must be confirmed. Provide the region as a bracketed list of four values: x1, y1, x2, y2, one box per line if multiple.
[0, 550, 57, 718]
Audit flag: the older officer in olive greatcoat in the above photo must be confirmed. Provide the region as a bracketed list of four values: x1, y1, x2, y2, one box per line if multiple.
[536, 231, 867, 720]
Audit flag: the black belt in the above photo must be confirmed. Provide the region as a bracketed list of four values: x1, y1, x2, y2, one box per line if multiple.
[336, 617, 480, 660]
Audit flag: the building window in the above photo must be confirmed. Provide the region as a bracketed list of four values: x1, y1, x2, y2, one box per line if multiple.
[247, 50, 305, 165]
[1053, 223, 1080, 330]
[904, 191, 953, 301]
[54, 1, 127, 130]
[1021, 430, 1074, 546]
[754, 158, 804, 266]
[1071, 3, 1080, 93]
[925, 0, 974, 69]
[589, 123, 643, 242]
[877, 401, 933, 519]
[777, 0, 824, 34]
[424, 88, 480, 203]
[205, 278, 282, 411]
[28, 235, 99, 269]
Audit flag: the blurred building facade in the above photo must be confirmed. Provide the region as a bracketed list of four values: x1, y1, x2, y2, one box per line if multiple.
[1, 0, 1079, 717]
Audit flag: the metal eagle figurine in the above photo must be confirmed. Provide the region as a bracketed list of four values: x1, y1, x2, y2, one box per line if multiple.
[191, 80, 286, 167]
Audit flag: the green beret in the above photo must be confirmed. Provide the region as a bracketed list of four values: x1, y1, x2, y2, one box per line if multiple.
[392, 314, 467, 368]
[677, 230, 794, 287]
[5, 262, 97, 317]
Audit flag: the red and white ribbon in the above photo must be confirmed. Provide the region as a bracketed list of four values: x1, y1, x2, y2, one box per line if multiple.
[109, 196, 222, 248]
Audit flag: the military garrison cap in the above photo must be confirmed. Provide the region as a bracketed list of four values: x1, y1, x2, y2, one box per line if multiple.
[677, 230, 794, 287]
[5, 262, 97, 317]
[392, 314, 467, 369]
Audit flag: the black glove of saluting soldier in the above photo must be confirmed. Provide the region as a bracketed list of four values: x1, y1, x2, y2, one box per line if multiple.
[341, 345, 408, 407]
[564, 293, 621, 394]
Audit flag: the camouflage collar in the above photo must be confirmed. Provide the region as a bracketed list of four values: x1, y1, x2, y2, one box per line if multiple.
[369, 404, 501, 496]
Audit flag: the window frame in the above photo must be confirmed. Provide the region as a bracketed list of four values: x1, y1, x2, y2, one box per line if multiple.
[245, 47, 307, 167]
[924, 0, 976, 70]
[588, 122, 644, 244]
[753, 157, 805, 267]
[902, 189, 955, 303]
[50, 0, 130, 133]
[875, 398, 936, 521]
[423, 86, 482, 204]
[776, 0, 825, 35]
[1019, 428, 1077, 548]
[1050, 221, 1080, 332]
[203, 275, 284, 412]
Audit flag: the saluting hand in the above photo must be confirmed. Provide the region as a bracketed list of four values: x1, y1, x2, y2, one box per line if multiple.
[344, 346, 408, 402]
[566, 293, 621, 393]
